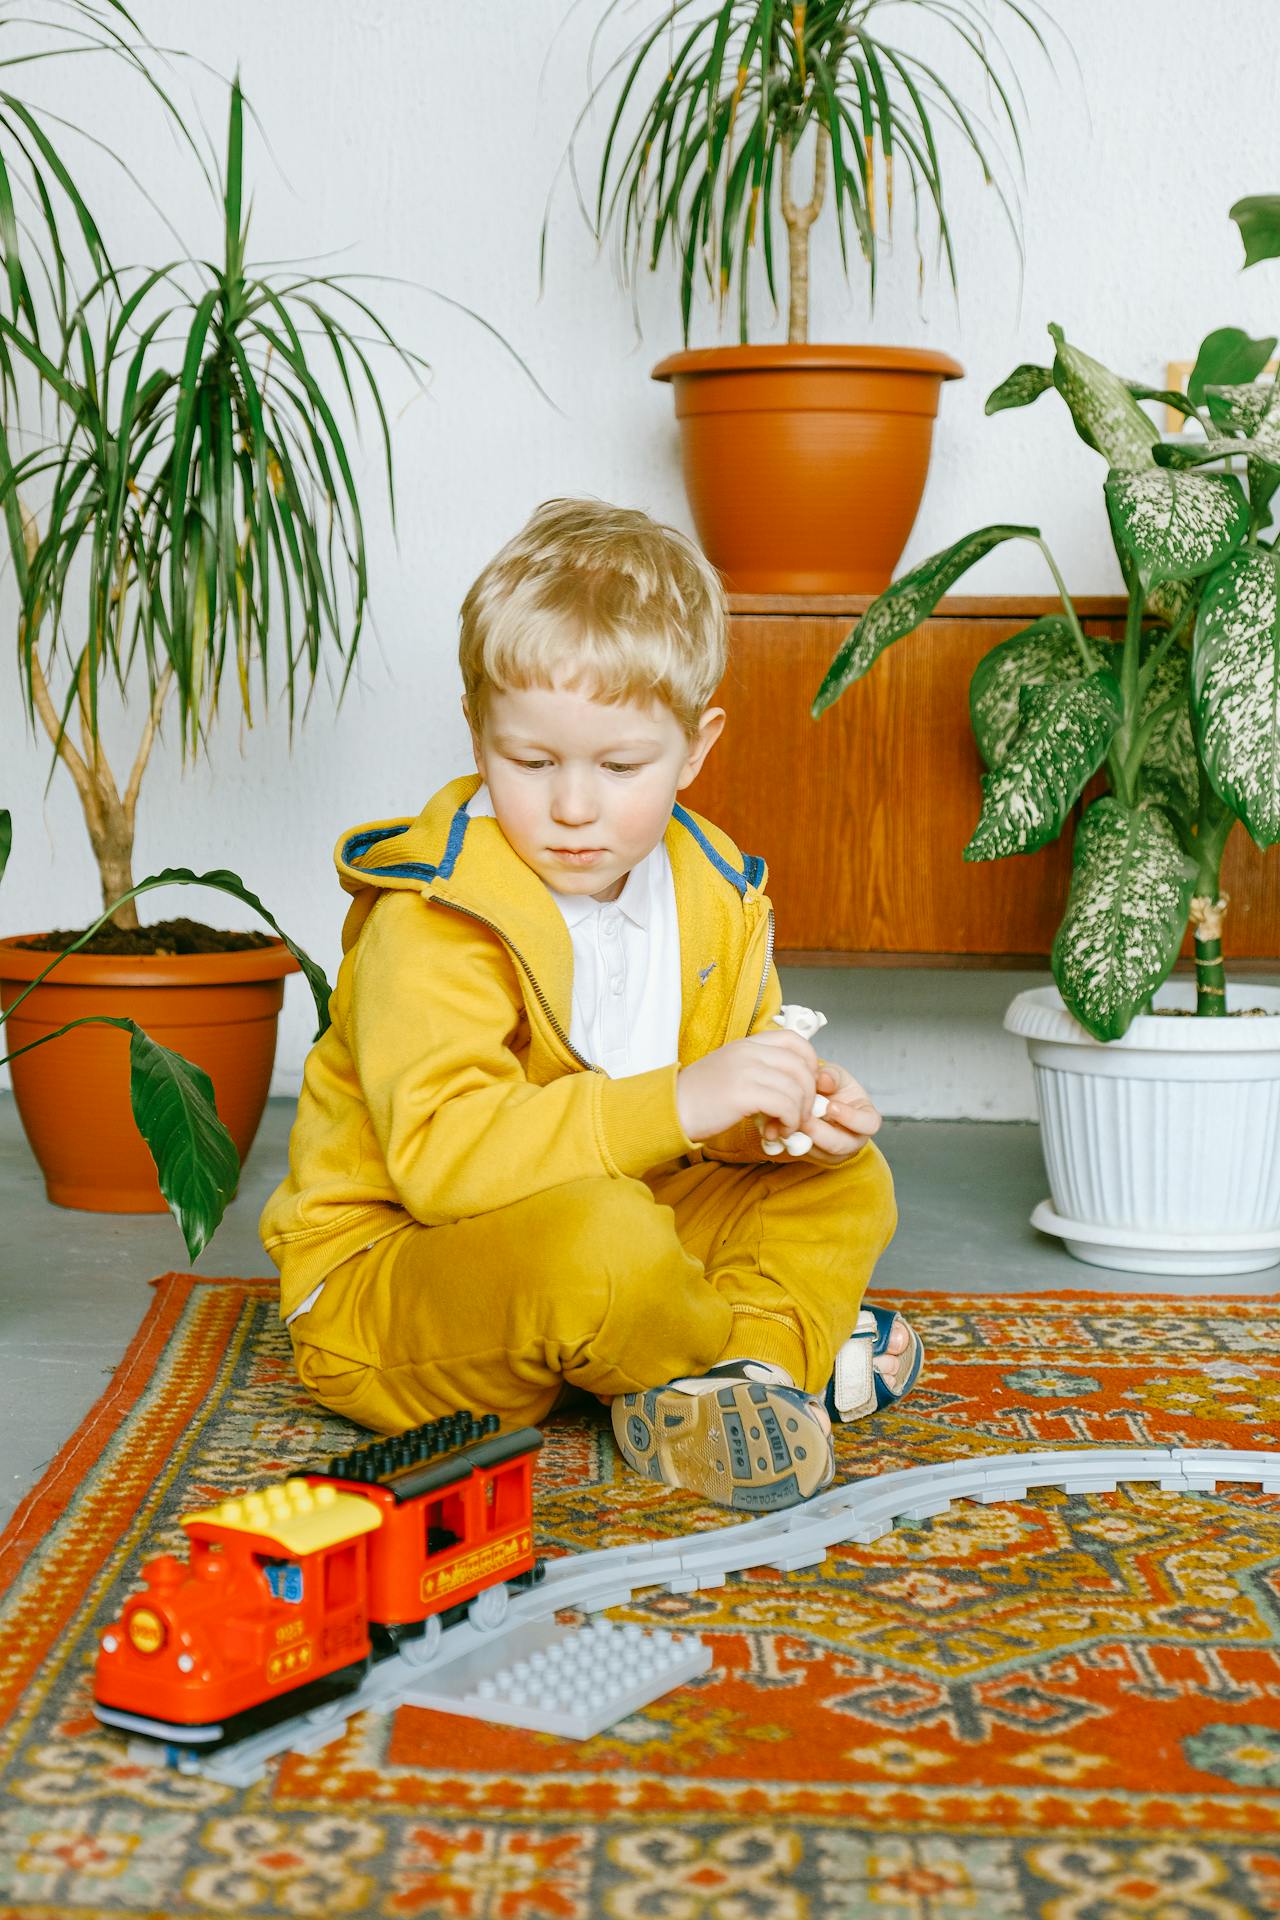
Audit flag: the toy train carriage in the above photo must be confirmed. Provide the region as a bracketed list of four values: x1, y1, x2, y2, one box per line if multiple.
[93, 1412, 543, 1751]
[317, 1412, 545, 1656]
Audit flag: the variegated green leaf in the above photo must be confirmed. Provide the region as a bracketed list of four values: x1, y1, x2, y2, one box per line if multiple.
[1052, 798, 1197, 1041]
[1137, 638, 1198, 824]
[969, 618, 1107, 769]
[1104, 468, 1248, 589]
[1230, 194, 1280, 269]
[985, 363, 1053, 415]
[1204, 380, 1280, 442]
[813, 525, 1037, 717]
[1192, 547, 1280, 846]
[0, 808, 10, 887]
[1155, 435, 1280, 473]
[1049, 324, 1160, 470]
[965, 670, 1123, 862]
[1187, 328, 1277, 406]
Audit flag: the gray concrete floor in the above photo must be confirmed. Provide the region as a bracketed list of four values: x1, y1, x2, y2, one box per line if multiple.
[4, 1093, 1278, 1528]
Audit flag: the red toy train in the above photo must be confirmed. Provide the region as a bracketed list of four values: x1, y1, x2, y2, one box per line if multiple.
[93, 1410, 545, 1752]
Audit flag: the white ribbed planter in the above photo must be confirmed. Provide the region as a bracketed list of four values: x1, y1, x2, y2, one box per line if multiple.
[1005, 983, 1280, 1276]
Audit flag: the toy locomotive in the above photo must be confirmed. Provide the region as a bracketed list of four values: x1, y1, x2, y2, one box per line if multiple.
[93, 1410, 545, 1752]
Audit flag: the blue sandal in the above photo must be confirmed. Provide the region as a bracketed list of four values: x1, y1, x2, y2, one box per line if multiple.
[824, 1306, 924, 1424]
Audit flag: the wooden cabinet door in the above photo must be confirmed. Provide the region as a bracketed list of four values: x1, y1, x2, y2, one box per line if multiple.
[688, 595, 1280, 965]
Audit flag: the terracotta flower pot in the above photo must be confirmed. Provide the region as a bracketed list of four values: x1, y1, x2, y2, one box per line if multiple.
[651, 344, 963, 594]
[0, 937, 298, 1213]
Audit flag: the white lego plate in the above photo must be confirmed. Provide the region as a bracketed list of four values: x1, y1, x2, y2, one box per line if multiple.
[402, 1617, 712, 1740]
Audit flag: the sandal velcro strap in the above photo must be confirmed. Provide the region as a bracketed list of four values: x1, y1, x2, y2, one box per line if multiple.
[825, 1306, 924, 1424]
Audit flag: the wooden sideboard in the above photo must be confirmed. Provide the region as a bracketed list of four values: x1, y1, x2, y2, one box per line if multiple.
[687, 594, 1280, 967]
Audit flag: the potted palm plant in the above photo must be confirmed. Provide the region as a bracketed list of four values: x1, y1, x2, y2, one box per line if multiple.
[0, 76, 421, 1214]
[813, 252, 1280, 1275]
[550, 0, 1054, 592]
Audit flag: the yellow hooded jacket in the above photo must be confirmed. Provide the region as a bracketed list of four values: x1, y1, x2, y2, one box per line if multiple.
[260, 774, 784, 1319]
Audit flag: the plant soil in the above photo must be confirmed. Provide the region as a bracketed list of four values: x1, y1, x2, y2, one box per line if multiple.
[14, 918, 276, 957]
[1155, 1005, 1276, 1017]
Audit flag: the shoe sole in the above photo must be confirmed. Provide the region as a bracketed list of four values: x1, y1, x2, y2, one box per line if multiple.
[611, 1380, 834, 1511]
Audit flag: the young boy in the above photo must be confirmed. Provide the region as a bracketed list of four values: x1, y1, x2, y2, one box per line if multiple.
[261, 498, 919, 1512]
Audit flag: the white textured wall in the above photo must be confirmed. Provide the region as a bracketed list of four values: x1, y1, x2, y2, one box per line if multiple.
[3, 0, 1280, 1117]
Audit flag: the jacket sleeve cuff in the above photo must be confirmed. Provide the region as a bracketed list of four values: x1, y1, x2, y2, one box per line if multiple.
[598, 1064, 697, 1175]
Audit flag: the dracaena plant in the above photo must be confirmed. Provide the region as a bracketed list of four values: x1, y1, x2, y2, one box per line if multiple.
[549, 0, 1053, 344]
[0, 805, 332, 1258]
[0, 78, 423, 929]
[812, 296, 1280, 1043]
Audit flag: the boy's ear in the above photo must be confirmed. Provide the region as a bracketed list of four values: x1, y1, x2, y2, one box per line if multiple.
[677, 706, 726, 790]
[462, 697, 483, 762]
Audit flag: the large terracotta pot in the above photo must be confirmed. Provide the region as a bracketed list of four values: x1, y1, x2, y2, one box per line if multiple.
[0, 936, 298, 1212]
[651, 344, 963, 594]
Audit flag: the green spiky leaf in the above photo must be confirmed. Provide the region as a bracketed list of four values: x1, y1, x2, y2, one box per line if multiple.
[985, 363, 1052, 415]
[969, 617, 1108, 770]
[0, 807, 10, 886]
[1052, 798, 1197, 1041]
[813, 524, 1037, 716]
[1230, 194, 1280, 269]
[1104, 467, 1249, 590]
[965, 670, 1122, 861]
[1192, 547, 1280, 847]
[1049, 324, 1160, 470]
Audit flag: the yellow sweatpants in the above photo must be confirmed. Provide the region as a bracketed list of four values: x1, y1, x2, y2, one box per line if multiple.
[290, 1142, 897, 1436]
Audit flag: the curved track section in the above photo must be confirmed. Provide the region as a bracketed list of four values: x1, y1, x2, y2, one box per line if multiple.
[146, 1445, 1280, 1787]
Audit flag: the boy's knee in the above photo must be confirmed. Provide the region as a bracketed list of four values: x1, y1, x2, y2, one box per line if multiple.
[523, 1176, 686, 1324]
[826, 1141, 898, 1253]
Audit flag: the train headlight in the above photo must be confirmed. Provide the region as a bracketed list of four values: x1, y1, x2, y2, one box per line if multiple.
[127, 1607, 166, 1655]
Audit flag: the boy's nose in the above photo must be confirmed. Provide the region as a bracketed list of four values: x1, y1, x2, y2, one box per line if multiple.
[550, 776, 598, 826]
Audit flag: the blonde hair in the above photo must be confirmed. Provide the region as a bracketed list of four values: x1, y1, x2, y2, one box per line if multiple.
[459, 498, 728, 736]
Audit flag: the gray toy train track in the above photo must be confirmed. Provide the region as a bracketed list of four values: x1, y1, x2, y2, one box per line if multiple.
[124, 1445, 1280, 1788]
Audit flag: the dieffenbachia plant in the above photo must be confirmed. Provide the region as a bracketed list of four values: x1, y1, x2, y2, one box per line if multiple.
[812, 299, 1280, 1042]
[0, 811, 331, 1260]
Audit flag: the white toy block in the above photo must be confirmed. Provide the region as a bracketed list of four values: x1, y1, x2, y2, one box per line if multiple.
[403, 1617, 711, 1740]
[762, 1005, 830, 1155]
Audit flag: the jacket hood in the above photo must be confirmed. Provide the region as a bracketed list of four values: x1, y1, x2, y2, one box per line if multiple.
[333, 774, 773, 1057]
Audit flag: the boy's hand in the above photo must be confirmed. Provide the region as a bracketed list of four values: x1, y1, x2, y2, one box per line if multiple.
[677, 1029, 819, 1144]
[759, 1061, 881, 1164]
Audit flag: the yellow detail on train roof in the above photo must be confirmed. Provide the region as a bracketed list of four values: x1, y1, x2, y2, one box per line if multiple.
[184, 1478, 383, 1555]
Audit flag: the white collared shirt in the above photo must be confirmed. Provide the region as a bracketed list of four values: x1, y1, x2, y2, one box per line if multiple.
[467, 783, 682, 1076]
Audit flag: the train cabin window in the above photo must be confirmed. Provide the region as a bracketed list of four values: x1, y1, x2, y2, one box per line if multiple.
[263, 1560, 304, 1603]
[422, 1493, 463, 1557]
[324, 1543, 360, 1610]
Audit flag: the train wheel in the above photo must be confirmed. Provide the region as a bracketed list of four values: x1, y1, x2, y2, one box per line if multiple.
[399, 1615, 443, 1668]
[305, 1700, 348, 1731]
[469, 1582, 509, 1632]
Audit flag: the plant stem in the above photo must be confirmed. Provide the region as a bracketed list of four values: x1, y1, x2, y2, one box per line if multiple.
[1033, 537, 1095, 673]
[1110, 580, 1146, 809]
[780, 122, 828, 343]
[1189, 790, 1235, 1016]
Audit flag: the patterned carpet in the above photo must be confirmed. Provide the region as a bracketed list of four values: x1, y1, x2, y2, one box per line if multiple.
[2, 1274, 1280, 1920]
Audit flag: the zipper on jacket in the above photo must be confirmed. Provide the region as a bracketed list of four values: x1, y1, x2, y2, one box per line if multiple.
[748, 907, 776, 1031]
[431, 897, 602, 1074]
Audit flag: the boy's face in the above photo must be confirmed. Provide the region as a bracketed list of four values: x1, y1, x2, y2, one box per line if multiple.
[467, 677, 724, 903]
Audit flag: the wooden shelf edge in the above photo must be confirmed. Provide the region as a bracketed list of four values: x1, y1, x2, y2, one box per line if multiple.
[730, 593, 1128, 618]
[777, 950, 1280, 973]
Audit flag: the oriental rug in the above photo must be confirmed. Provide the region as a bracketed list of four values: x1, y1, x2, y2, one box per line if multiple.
[2, 1274, 1279, 1920]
